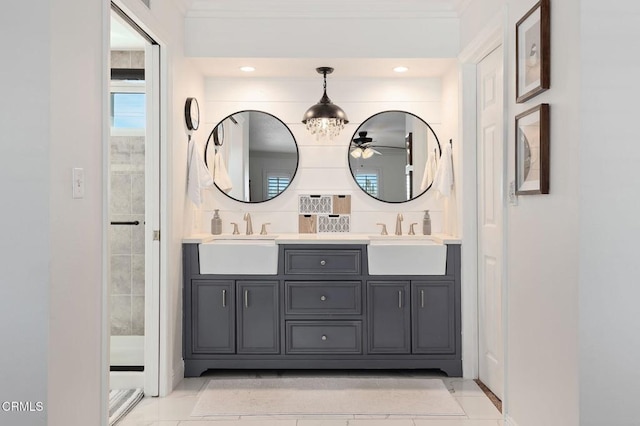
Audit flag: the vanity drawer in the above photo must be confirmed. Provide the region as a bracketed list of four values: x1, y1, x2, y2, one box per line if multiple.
[285, 281, 362, 315]
[286, 321, 362, 354]
[284, 249, 361, 275]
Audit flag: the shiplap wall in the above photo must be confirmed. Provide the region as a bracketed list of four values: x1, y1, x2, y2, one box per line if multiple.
[190, 76, 456, 235]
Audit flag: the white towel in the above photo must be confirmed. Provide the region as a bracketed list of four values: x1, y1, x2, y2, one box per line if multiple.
[420, 149, 438, 192]
[213, 151, 233, 193]
[187, 138, 213, 206]
[433, 143, 454, 198]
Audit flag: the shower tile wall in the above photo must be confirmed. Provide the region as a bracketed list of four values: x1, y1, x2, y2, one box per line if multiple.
[110, 49, 145, 337]
[111, 50, 145, 68]
[110, 137, 145, 336]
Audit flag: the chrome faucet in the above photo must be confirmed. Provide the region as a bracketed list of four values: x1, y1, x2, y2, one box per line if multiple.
[243, 212, 253, 235]
[395, 213, 403, 235]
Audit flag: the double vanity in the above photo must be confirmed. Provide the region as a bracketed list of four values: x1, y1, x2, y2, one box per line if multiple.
[182, 234, 462, 377]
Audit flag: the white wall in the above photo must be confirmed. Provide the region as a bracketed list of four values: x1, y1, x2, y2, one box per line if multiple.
[579, 1, 640, 424]
[441, 63, 460, 236]
[48, 0, 107, 424]
[460, 1, 580, 425]
[0, 3, 52, 425]
[192, 77, 454, 235]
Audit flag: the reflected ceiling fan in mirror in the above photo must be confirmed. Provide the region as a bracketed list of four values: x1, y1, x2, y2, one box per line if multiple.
[350, 131, 381, 159]
[350, 131, 407, 159]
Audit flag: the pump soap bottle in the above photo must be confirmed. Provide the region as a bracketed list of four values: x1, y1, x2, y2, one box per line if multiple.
[422, 210, 431, 235]
[211, 209, 222, 235]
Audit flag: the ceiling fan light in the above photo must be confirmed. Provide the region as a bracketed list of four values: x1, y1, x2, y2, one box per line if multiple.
[350, 147, 362, 158]
[362, 147, 375, 159]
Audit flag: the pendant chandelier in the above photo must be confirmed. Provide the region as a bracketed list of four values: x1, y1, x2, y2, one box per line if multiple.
[302, 67, 349, 140]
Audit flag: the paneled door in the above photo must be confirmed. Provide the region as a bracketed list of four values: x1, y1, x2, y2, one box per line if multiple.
[477, 45, 504, 399]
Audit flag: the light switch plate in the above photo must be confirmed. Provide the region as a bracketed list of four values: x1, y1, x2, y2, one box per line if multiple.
[508, 180, 518, 206]
[72, 167, 85, 199]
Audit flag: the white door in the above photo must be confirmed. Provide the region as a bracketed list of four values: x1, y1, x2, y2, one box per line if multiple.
[477, 45, 504, 399]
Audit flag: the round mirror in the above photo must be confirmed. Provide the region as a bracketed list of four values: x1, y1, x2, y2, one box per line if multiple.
[205, 110, 299, 203]
[348, 111, 441, 203]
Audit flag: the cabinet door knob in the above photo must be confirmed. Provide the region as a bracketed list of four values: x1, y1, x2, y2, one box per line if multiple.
[320, 295, 327, 301]
[321, 335, 327, 341]
[320, 260, 326, 266]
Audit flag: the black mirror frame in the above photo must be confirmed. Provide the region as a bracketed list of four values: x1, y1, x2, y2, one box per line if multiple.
[204, 110, 300, 204]
[348, 110, 441, 204]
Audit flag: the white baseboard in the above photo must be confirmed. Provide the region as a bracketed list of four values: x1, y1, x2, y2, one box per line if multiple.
[171, 359, 185, 390]
[505, 414, 519, 426]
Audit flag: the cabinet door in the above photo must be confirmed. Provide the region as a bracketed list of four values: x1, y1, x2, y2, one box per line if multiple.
[237, 281, 280, 354]
[367, 281, 410, 353]
[191, 280, 235, 354]
[412, 281, 455, 354]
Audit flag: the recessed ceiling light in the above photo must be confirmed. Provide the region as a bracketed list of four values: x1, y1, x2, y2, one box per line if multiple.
[393, 66, 409, 73]
[240, 66, 255, 72]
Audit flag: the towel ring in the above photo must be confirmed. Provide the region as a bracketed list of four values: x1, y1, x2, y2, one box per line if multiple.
[203, 123, 224, 169]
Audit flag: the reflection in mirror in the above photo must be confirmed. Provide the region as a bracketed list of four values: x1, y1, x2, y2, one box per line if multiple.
[206, 110, 299, 203]
[348, 111, 441, 203]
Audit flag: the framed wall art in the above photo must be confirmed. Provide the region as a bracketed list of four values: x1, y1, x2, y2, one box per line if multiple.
[515, 103, 549, 195]
[516, 0, 550, 103]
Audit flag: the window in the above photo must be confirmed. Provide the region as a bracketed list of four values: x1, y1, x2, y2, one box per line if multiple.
[111, 92, 146, 129]
[355, 172, 379, 197]
[266, 174, 291, 199]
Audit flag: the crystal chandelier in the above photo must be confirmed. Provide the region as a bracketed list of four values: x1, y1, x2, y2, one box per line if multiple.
[302, 67, 349, 140]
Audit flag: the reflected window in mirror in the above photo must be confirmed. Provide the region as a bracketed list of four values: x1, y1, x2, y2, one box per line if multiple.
[205, 110, 299, 203]
[348, 111, 441, 203]
[354, 170, 380, 198]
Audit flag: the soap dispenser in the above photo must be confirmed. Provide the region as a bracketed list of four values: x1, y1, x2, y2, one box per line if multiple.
[211, 209, 222, 235]
[422, 210, 431, 235]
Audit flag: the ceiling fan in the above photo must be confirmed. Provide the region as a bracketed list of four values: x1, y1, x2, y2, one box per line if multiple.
[350, 131, 382, 159]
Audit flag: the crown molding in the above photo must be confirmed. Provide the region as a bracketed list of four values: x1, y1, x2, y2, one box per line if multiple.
[186, 0, 459, 19]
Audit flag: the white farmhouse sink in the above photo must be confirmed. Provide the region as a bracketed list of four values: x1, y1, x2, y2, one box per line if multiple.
[367, 238, 447, 275]
[198, 239, 278, 275]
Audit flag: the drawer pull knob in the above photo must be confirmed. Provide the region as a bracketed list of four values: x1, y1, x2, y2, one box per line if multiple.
[320, 295, 327, 301]
[321, 335, 327, 341]
[320, 260, 326, 266]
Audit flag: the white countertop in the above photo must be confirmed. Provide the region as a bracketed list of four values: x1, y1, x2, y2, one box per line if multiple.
[183, 233, 461, 245]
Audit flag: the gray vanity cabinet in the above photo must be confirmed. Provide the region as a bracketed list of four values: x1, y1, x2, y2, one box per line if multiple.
[412, 281, 455, 354]
[367, 281, 411, 353]
[236, 281, 280, 354]
[183, 243, 462, 377]
[191, 280, 235, 354]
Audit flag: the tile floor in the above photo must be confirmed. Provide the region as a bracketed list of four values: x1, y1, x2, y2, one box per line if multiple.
[117, 371, 503, 426]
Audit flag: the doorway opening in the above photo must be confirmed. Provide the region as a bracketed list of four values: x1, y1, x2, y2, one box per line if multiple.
[108, 3, 161, 397]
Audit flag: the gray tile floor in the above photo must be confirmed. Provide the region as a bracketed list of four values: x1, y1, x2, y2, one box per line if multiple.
[117, 371, 503, 426]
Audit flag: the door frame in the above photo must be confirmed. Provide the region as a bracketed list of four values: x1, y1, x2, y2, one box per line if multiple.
[458, 7, 508, 409]
[102, 1, 168, 420]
